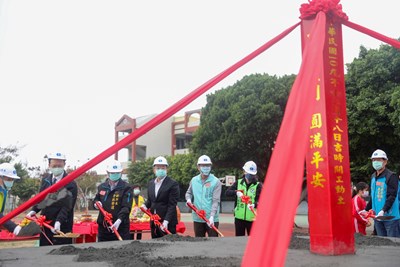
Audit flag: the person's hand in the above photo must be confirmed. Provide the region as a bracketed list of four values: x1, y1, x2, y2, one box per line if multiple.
[26, 210, 36, 218]
[140, 204, 148, 211]
[207, 216, 214, 227]
[51, 221, 61, 234]
[13, 225, 22, 235]
[358, 210, 368, 218]
[236, 191, 243, 198]
[366, 220, 372, 227]
[377, 210, 384, 217]
[247, 204, 255, 210]
[94, 202, 102, 210]
[161, 220, 169, 232]
[186, 199, 192, 207]
[111, 219, 121, 231]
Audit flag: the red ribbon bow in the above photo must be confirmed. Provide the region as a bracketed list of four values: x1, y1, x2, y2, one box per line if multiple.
[36, 215, 52, 227]
[299, 0, 348, 22]
[241, 195, 251, 204]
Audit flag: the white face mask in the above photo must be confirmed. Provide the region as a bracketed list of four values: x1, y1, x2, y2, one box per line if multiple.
[362, 191, 369, 197]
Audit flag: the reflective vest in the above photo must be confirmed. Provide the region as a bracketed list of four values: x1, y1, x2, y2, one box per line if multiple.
[235, 179, 258, 222]
[0, 186, 7, 213]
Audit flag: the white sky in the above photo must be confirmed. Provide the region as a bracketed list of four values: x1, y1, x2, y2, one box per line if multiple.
[0, 0, 398, 174]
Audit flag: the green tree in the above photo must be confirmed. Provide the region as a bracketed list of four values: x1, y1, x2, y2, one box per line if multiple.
[346, 43, 400, 183]
[127, 157, 156, 188]
[75, 170, 104, 212]
[190, 73, 295, 179]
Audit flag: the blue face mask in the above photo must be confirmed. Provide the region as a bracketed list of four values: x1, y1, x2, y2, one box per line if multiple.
[155, 169, 167, 178]
[200, 166, 211, 176]
[3, 180, 14, 189]
[109, 173, 121, 181]
[50, 168, 64, 177]
[372, 161, 383, 171]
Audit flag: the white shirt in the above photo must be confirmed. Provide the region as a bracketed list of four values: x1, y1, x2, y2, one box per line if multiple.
[52, 174, 63, 184]
[154, 176, 166, 197]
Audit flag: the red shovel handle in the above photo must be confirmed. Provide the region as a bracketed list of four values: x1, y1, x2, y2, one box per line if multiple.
[95, 201, 123, 241]
[187, 202, 224, 237]
[140, 207, 171, 235]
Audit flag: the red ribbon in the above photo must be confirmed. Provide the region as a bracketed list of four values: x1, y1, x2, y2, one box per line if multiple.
[35, 215, 52, 227]
[241, 195, 251, 204]
[299, 0, 348, 22]
[198, 210, 206, 218]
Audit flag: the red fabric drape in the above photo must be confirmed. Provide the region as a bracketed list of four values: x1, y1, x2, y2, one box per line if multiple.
[242, 12, 327, 267]
[0, 22, 300, 226]
[343, 20, 400, 49]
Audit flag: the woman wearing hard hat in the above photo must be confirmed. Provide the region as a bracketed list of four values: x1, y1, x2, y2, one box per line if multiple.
[226, 161, 263, 236]
[0, 162, 22, 235]
[94, 160, 133, 241]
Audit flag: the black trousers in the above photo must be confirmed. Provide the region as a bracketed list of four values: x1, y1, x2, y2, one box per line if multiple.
[150, 221, 176, 238]
[39, 226, 73, 246]
[98, 224, 131, 242]
[193, 221, 219, 237]
[234, 218, 253, 236]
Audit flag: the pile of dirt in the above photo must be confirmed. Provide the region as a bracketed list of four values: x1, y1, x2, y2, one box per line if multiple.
[48, 234, 399, 267]
[289, 233, 400, 250]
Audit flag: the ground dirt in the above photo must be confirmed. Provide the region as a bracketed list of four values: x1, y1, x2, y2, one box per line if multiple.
[44, 231, 400, 267]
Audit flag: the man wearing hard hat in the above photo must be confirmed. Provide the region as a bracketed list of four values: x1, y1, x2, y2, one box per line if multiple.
[94, 160, 133, 241]
[226, 161, 263, 236]
[25, 152, 78, 246]
[0, 162, 22, 235]
[185, 155, 222, 237]
[141, 156, 179, 238]
[365, 149, 399, 237]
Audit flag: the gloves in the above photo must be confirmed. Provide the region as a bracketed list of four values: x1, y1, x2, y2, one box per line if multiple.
[111, 219, 122, 231]
[161, 220, 169, 232]
[236, 191, 244, 198]
[186, 199, 192, 207]
[207, 216, 214, 227]
[13, 225, 22, 236]
[247, 204, 255, 210]
[94, 202, 102, 209]
[377, 210, 385, 218]
[51, 221, 61, 234]
[26, 210, 36, 218]
[140, 204, 148, 211]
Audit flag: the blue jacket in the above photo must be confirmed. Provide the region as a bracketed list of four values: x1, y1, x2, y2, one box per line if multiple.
[188, 174, 221, 223]
[367, 168, 399, 220]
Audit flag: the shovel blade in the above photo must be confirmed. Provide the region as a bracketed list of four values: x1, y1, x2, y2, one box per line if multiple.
[375, 215, 395, 220]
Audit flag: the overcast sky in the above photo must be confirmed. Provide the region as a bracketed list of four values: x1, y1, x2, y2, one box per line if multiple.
[0, 0, 398, 174]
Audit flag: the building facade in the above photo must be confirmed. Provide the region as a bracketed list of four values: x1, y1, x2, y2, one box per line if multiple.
[114, 109, 201, 165]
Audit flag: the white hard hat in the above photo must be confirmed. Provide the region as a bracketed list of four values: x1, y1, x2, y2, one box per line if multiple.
[153, 156, 168, 166]
[371, 149, 388, 160]
[47, 152, 66, 161]
[243, 161, 257, 175]
[0, 163, 20, 179]
[197, 155, 212, 165]
[106, 160, 123, 173]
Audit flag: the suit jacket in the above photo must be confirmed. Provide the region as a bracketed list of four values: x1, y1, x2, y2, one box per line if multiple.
[145, 176, 179, 225]
[32, 171, 78, 232]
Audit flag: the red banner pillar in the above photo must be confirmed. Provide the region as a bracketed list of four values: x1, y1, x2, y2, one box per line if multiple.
[302, 17, 355, 255]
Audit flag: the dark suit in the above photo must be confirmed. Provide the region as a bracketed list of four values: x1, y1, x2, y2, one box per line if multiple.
[32, 171, 77, 246]
[144, 176, 179, 238]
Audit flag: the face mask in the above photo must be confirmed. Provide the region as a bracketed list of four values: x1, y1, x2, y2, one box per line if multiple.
[50, 168, 64, 176]
[200, 166, 211, 176]
[109, 173, 121, 181]
[3, 180, 14, 189]
[362, 191, 369, 197]
[155, 169, 167, 178]
[134, 189, 141, 195]
[245, 173, 256, 183]
[372, 161, 383, 171]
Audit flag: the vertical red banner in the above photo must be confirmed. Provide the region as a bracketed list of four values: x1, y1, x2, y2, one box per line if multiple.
[302, 18, 355, 255]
